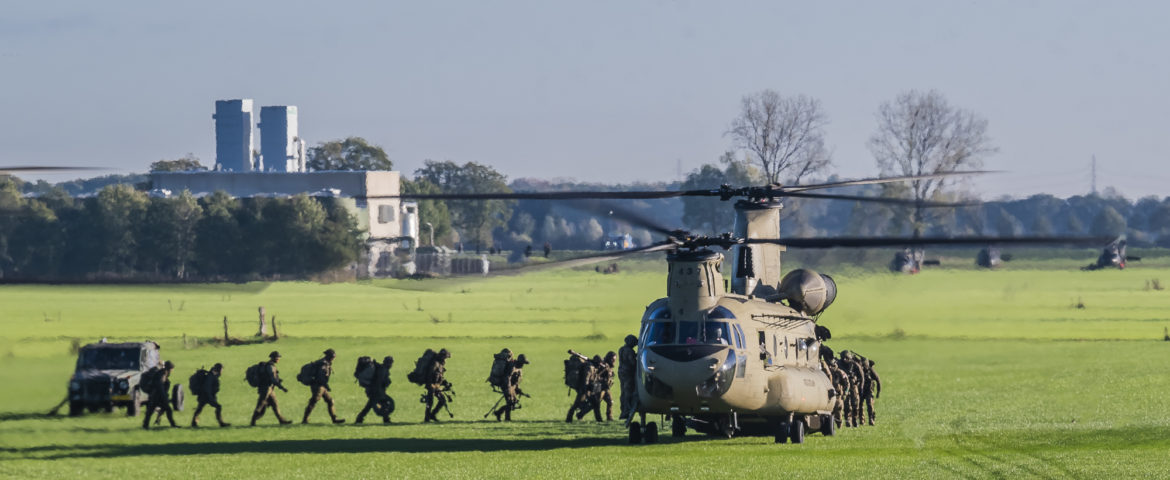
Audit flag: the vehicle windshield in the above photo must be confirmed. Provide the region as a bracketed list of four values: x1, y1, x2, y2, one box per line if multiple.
[644, 322, 675, 346]
[679, 321, 733, 345]
[77, 348, 140, 370]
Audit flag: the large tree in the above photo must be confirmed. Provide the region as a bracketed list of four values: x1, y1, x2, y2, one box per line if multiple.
[307, 137, 393, 171]
[681, 152, 762, 234]
[727, 90, 832, 185]
[150, 154, 206, 172]
[415, 160, 512, 250]
[868, 90, 996, 236]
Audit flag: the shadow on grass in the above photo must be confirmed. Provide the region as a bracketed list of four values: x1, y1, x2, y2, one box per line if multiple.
[5, 435, 619, 460]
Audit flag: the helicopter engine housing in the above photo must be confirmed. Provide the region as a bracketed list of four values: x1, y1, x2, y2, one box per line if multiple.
[777, 269, 836, 316]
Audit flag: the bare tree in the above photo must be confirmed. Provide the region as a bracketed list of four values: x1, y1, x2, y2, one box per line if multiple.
[727, 90, 832, 185]
[868, 90, 996, 236]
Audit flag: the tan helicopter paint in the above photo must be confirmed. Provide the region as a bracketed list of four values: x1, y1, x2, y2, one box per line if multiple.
[634, 200, 834, 432]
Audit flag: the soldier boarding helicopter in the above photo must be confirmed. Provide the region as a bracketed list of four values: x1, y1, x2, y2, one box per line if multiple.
[386, 172, 1105, 444]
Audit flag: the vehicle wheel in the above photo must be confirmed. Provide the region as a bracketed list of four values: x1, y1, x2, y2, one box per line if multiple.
[789, 418, 806, 444]
[774, 421, 789, 444]
[69, 401, 83, 417]
[127, 387, 141, 417]
[644, 422, 659, 444]
[628, 421, 643, 444]
[104, 403, 114, 413]
[718, 418, 735, 439]
[171, 384, 185, 412]
[821, 414, 836, 436]
[671, 415, 686, 437]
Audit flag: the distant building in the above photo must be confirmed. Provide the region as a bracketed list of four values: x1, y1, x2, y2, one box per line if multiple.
[258, 106, 306, 173]
[214, 99, 257, 172]
[150, 170, 417, 277]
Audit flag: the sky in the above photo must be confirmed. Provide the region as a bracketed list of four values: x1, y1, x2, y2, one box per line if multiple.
[2, 0, 1168, 199]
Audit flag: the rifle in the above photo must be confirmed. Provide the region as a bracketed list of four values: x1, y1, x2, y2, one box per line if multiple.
[567, 349, 589, 361]
[483, 395, 506, 418]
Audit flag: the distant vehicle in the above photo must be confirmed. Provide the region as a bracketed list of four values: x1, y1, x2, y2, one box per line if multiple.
[67, 340, 183, 416]
[1084, 237, 1140, 270]
[602, 233, 637, 251]
[976, 246, 1013, 268]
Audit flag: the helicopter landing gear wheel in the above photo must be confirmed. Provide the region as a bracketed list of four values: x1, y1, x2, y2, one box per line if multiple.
[774, 421, 789, 444]
[821, 414, 836, 436]
[644, 422, 659, 444]
[628, 421, 642, 444]
[671, 415, 686, 437]
[789, 417, 806, 444]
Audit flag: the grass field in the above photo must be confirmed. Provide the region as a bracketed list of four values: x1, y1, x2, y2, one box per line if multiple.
[2, 253, 1170, 479]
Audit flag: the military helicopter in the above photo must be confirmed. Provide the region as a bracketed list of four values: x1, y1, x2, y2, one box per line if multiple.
[389, 172, 1104, 444]
[1083, 236, 1139, 270]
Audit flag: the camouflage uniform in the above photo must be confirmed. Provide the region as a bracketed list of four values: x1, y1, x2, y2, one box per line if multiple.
[356, 356, 393, 424]
[493, 354, 528, 421]
[142, 361, 178, 429]
[251, 351, 291, 426]
[828, 359, 850, 429]
[191, 363, 229, 427]
[566, 355, 603, 422]
[423, 349, 451, 422]
[303, 349, 345, 424]
[839, 351, 864, 428]
[860, 357, 881, 426]
[617, 335, 638, 420]
[598, 352, 617, 421]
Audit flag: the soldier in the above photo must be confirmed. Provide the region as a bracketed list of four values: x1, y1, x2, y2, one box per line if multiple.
[566, 355, 603, 422]
[423, 348, 452, 422]
[251, 351, 292, 426]
[860, 357, 882, 426]
[355, 356, 394, 424]
[599, 351, 617, 421]
[493, 353, 528, 421]
[839, 350, 864, 428]
[827, 358, 850, 429]
[191, 363, 229, 428]
[617, 335, 638, 420]
[142, 360, 179, 429]
[543, 241, 552, 258]
[303, 348, 345, 424]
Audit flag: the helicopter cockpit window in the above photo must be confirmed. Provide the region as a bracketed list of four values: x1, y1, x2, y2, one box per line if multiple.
[701, 322, 733, 345]
[644, 322, 675, 346]
[647, 305, 671, 321]
[679, 321, 701, 344]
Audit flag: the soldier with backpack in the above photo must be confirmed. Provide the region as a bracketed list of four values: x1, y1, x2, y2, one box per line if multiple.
[301, 348, 345, 424]
[142, 360, 179, 429]
[598, 351, 617, 421]
[355, 355, 394, 424]
[617, 335, 638, 420]
[190, 363, 229, 428]
[492, 353, 528, 421]
[422, 348, 451, 422]
[249, 351, 292, 426]
[565, 351, 603, 423]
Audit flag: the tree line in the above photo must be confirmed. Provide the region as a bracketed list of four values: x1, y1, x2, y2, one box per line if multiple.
[0, 178, 363, 281]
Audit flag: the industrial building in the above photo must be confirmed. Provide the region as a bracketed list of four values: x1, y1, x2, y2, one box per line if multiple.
[213, 99, 257, 172]
[151, 170, 417, 277]
[258, 106, 306, 172]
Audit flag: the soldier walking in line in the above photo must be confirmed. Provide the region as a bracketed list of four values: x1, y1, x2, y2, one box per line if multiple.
[566, 354, 604, 422]
[839, 350, 864, 428]
[617, 335, 638, 420]
[423, 349, 452, 422]
[859, 356, 882, 426]
[302, 348, 345, 424]
[250, 351, 292, 426]
[493, 354, 528, 421]
[599, 351, 617, 421]
[828, 358, 850, 429]
[355, 356, 394, 424]
[142, 360, 179, 429]
[191, 363, 230, 427]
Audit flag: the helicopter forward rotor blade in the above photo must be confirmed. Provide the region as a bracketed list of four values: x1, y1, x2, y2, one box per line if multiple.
[777, 191, 976, 208]
[559, 199, 678, 237]
[744, 235, 1112, 249]
[486, 241, 678, 276]
[1, 166, 106, 174]
[781, 171, 998, 192]
[381, 190, 691, 201]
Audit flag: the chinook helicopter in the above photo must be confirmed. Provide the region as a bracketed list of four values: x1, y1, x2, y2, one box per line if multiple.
[1083, 236, 1140, 270]
[388, 172, 1104, 444]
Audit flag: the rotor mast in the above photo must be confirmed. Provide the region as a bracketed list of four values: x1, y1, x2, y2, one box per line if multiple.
[730, 200, 785, 298]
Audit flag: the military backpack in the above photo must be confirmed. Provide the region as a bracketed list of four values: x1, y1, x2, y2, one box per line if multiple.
[245, 362, 265, 387]
[487, 349, 513, 390]
[296, 361, 318, 386]
[564, 354, 587, 390]
[354, 356, 376, 388]
[407, 349, 437, 386]
[139, 366, 162, 393]
[188, 367, 209, 397]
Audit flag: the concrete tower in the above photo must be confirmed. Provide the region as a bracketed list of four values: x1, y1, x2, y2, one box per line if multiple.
[259, 105, 306, 172]
[214, 99, 256, 172]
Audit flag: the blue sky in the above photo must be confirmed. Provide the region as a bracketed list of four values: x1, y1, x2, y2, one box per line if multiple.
[2, 0, 1167, 198]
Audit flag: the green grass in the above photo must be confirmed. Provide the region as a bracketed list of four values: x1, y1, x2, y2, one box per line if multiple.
[2, 259, 1170, 479]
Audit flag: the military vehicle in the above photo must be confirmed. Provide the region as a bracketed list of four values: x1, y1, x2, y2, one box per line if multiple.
[67, 340, 184, 416]
[1084, 237, 1139, 270]
[389, 172, 1104, 444]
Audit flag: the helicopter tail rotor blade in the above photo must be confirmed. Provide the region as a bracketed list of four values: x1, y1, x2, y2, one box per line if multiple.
[744, 235, 1113, 249]
[558, 199, 679, 237]
[781, 171, 999, 192]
